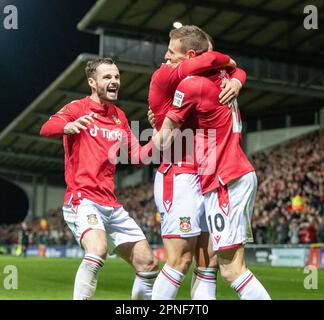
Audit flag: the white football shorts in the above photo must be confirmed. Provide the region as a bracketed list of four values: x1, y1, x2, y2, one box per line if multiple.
[204, 171, 257, 251]
[63, 198, 146, 255]
[154, 171, 207, 239]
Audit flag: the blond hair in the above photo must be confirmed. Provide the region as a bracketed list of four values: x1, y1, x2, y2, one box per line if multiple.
[169, 25, 209, 54]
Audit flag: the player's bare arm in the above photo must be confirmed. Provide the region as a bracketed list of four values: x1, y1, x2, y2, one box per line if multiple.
[152, 117, 179, 151]
[63, 113, 95, 135]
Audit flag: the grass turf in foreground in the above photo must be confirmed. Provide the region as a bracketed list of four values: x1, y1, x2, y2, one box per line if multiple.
[0, 256, 323, 300]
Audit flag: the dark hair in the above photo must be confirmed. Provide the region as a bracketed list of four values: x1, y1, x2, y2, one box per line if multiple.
[85, 57, 115, 79]
[169, 25, 209, 54]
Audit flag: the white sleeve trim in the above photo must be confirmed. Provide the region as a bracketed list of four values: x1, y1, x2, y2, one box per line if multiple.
[55, 115, 68, 123]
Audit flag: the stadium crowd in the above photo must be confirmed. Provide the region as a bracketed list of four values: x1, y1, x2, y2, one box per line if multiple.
[251, 130, 324, 244]
[0, 130, 323, 248]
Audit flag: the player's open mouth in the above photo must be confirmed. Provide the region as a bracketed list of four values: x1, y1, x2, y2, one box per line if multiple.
[107, 88, 117, 93]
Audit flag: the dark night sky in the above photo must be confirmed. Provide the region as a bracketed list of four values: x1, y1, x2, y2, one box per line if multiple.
[0, 0, 98, 131]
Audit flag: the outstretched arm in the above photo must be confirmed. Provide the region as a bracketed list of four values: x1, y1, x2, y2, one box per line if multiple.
[121, 120, 156, 166]
[40, 101, 94, 138]
[40, 114, 94, 138]
[152, 117, 180, 151]
[178, 51, 235, 79]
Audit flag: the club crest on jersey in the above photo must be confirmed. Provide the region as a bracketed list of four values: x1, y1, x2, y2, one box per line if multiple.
[87, 214, 99, 225]
[112, 114, 121, 124]
[173, 90, 185, 108]
[179, 217, 192, 233]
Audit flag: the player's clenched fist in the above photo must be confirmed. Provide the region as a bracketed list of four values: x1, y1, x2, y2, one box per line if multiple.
[64, 113, 95, 134]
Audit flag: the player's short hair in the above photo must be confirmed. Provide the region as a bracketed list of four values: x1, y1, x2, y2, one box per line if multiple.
[85, 57, 115, 79]
[169, 25, 209, 54]
[203, 32, 215, 50]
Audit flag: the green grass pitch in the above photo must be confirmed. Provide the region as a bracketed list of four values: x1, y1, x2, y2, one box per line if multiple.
[0, 256, 323, 300]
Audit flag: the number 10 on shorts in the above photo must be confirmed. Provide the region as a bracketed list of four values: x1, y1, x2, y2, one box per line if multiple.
[207, 212, 226, 249]
[208, 213, 225, 234]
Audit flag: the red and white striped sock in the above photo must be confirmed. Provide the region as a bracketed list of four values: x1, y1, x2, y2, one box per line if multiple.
[231, 269, 271, 300]
[191, 267, 217, 300]
[131, 270, 159, 300]
[73, 254, 105, 300]
[152, 264, 184, 300]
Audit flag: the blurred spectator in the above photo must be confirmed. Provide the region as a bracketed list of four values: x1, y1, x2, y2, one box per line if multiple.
[276, 216, 289, 244]
[288, 220, 300, 245]
[291, 194, 305, 213]
[299, 218, 317, 244]
[17, 222, 30, 257]
[317, 217, 324, 243]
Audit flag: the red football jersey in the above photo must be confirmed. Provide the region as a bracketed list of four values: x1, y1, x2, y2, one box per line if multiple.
[166, 73, 254, 194]
[148, 51, 246, 174]
[40, 97, 151, 207]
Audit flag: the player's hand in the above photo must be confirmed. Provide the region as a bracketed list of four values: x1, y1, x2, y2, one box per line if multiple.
[147, 107, 156, 129]
[219, 78, 242, 105]
[64, 113, 95, 134]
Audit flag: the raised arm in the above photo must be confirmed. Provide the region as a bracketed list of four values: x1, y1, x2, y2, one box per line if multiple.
[40, 102, 94, 138]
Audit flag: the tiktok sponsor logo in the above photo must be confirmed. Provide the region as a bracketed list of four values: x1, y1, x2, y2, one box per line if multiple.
[2, 5, 18, 30]
[89, 124, 122, 141]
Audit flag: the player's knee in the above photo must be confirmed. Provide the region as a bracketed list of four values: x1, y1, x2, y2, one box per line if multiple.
[151, 256, 159, 271]
[219, 267, 234, 283]
[168, 256, 192, 274]
[138, 254, 159, 272]
[220, 265, 246, 284]
[86, 243, 108, 259]
[82, 230, 108, 259]
[181, 257, 192, 274]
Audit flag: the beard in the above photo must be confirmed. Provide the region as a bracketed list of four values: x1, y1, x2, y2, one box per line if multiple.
[96, 85, 111, 103]
[96, 82, 119, 103]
